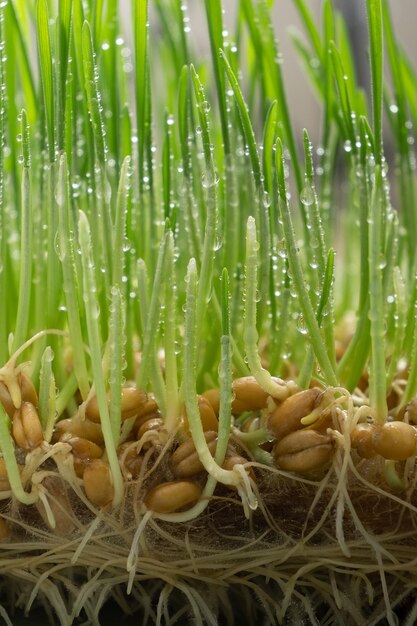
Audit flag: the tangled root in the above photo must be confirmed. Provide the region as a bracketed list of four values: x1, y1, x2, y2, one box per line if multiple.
[1, 431, 417, 626]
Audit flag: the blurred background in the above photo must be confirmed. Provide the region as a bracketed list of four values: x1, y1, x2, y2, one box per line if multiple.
[151, 0, 417, 143]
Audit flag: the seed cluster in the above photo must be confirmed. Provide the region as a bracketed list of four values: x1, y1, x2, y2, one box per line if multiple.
[0, 372, 416, 531]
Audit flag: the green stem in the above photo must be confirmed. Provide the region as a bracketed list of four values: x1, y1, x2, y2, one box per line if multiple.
[276, 140, 338, 386]
[183, 259, 240, 487]
[0, 404, 38, 505]
[368, 168, 387, 422]
[78, 210, 124, 506]
[244, 217, 290, 400]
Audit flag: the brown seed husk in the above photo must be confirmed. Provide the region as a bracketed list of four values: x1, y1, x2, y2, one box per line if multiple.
[144, 480, 202, 513]
[268, 387, 322, 440]
[273, 429, 333, 473]
[2, 383, 417, 626]
[171, 431, 218, 478]
[83, 459, 114, 507]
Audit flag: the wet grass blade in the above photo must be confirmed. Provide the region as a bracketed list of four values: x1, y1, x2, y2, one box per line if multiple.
[57, 0, 73, 151]
[7, 1, 37, 126]
[57, 153, 90, 401]
[298, 249, 335, 388]
[82, 20, 106, 165]
[329, 41, 356, 150]
[221, 52, 261, 189]
[108, 285, 123, 444]
[38, 347, 57, 442]
[113, 156, 132, 288]
[368, 168, 387, 422]
[292, 0, 323, 60]
[276, 138, 337, 386]
[190, 65, 218, 339]
[37, 0, 55, 162]
[11, 111, 32, 354]
[133, 0, 149, 187]
[366, 0, 384, 165]
[204, 0, 230, 155]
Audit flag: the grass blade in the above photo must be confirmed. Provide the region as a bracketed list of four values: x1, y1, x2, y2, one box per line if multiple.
[57, 153, 90, 400]
[12, 111, 32, 353]
[37, 0, 55, 162]
[133, 0, 149, 187]
[204, 0, 230, 155]
[57, 0, 73, 150]
[78, 210, 124, 505]
[275, 139, 337, 386]
[366, 0, 384, 165]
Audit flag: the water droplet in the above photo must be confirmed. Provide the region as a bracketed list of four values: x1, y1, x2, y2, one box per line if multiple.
[262, 190, 271, 208]
[202, 170, 219, 189]
[343, 140, 352, 153]
[300, 185, 315, 206]
[296, 314, 308, 336]
[199, 100, 211, 114]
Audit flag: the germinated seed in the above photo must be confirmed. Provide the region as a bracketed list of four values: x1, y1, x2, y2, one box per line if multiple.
[0, 372, 38, 417]
[60, 435, 104, 478]
[136, 417, 164, 443]
[182, 395, 219, 435]
[171, 431, 218, 478]
[85, 386, 151, 423]
[83, 459, 114, 507]
[232, 376, 271, 413]
[351, 424, 377, 459]
[133, 409, 161, 432]
[117, 442, 143, 479]
[61, 435, 103, 460]
[268, 387, 321, 441]
[372, 421, 417, 461]
[232, 376, 291, 413]
[54, 416, 104, 445]
[273, 429, 333, 473]
[12, 402, 43, 451]
[201, 388, 220, 415]
[144, 480, 201, 513]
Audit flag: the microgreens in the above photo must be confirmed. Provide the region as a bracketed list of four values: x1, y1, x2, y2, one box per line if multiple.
[1, 0, 417, 623]
[0, 0, 413, 495]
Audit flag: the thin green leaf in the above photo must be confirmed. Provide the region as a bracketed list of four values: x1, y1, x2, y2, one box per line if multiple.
[366, 0, 384, 164]
[204, 0, 230, 154]
[37, 0, 55, 161]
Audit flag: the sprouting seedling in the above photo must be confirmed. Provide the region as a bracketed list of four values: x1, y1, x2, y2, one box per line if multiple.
[0, 402, 39, 505]
[244, 216, 291, 401]
[182, 258, 257, 517]
[0, 329, 68, 411]
[275, 139, 338, 387]
[11, 110, 32, 355]
[38, 346, 56, 443]
[78, 210, 124, 506]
